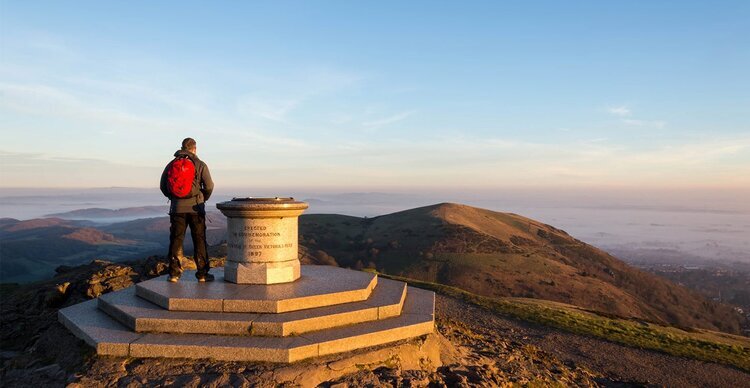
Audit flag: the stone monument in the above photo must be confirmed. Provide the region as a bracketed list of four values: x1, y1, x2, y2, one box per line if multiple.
[216, 197, 308, 284]
[58, 195, 435, 363]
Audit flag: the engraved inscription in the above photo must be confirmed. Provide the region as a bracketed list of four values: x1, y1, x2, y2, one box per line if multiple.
[264, 243, 293, 249]
[228, 243, 263, 249]
[232, 231, 281, 237]
[229, 233, 292, 250]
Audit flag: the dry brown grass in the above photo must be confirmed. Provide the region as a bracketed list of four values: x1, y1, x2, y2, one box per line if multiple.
[300, 202, 745, 334]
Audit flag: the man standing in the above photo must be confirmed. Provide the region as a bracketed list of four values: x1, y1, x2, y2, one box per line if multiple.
[160, 137, 215, 282]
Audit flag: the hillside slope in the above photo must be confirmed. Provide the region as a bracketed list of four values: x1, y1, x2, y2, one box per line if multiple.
[299, 203, 744, 333]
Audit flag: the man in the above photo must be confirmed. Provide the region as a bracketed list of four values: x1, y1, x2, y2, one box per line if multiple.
[160, 137, 215, 282]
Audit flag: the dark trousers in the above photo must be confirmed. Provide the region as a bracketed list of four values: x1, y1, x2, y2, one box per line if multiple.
[168, 213, 210, 278]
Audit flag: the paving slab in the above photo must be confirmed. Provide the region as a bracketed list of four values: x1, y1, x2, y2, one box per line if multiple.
[136, 266, 377, 313]
[301, 286, 434, 356]
[58, 299, 143, 356]
[135, 272, 228, 312]
[251, 278, 407, 336]
[98, 288, 259, 335]
[399, 286, 436, 317]
[98, 278, 406, 336]
[224, 266, 377, 313]
[129, 332, 318, 363]
[368, 278, 408, 319]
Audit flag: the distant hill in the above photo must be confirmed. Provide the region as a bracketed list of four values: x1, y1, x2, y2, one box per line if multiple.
[0, 217, 84, 232]
[298, 203, 744, 334]
[62, 227, 124, 244]
[0, 212, 227, 283]
[0, 218, 147, 283]
[46, 206, 169, 220]
[99, 211, 226, 245]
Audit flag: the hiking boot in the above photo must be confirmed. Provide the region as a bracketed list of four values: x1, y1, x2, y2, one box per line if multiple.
[197, 273, 215, 282]
[168, 275, 180, 283]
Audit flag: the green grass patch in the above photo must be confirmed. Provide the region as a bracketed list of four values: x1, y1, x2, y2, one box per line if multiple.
[367, 270, 750, 372]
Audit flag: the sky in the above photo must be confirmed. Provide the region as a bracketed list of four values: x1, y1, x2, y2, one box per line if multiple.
[0, 1, 749, 190]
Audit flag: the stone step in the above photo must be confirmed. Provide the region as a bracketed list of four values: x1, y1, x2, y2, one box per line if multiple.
[58, 299, 141, 356]
[136, 266, 377, 313]
[98, 278, 407, 336]
[59, 286, 434, 362]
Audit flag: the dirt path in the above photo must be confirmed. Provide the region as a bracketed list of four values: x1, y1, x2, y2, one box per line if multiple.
[437, 295, 750, 388]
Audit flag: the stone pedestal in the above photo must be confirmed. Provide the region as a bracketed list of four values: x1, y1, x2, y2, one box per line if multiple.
[59, 198, 436, 364]
[216, 197, 308, 284]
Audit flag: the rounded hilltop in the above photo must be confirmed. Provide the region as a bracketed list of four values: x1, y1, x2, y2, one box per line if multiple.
[299, 202, 744, 334]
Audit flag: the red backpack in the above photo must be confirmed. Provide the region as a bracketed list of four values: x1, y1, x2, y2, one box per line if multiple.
[166, 156, 196, 198]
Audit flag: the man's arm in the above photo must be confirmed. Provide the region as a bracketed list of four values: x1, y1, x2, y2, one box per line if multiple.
[160, 164, 171, 198]
[200, 162, 214, 202]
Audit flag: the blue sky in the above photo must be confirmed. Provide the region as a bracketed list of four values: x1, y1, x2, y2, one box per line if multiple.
[1, 1, 748, 189]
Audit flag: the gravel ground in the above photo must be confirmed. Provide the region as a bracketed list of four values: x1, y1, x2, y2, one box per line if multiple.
[437, 295, 750, 388]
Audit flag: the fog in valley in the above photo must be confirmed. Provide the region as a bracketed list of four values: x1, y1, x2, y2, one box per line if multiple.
[2, 187, 748, 266]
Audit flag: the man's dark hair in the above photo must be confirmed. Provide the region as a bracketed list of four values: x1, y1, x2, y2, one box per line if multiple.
[182, 138, 197, 151]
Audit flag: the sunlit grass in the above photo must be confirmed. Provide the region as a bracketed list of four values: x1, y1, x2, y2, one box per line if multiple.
[368, 270, 750, 372]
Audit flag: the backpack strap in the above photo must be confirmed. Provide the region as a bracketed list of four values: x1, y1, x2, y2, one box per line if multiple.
[186, 156, 201, 198]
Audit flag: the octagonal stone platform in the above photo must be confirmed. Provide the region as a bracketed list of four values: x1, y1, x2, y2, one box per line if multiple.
[99, 278, 407, 336]
[59, 285, 434, 362]
[136, 266, 377, 313]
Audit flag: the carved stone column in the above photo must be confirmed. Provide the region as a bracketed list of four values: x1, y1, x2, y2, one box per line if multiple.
[216, 197, 308, 284]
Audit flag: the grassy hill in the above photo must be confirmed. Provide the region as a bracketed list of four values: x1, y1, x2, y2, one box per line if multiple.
[299, 203, 745, 334]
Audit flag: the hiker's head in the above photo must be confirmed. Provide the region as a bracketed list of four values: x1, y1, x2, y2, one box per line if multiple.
[181, 138, 197, 154]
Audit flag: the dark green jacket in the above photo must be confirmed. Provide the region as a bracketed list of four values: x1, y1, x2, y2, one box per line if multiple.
[160, 150, 214, 214]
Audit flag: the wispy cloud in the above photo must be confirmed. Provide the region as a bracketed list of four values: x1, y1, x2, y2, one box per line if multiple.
[0, 81, 317, 158]
[64, 77, 212, 114]
[608, 105, 631, 116]
[0, 83, 167, 129]
[606, 104, 667, 130]
[362, 111, 414, 129]
[297, 134, 750, 188]
[235, 67, 364, 122]
[2, 30, 77, 62]
[236, 96, 300, 122]
[2, 132, 749, 188]
[0, 150, 155, 187]
[622, 119, 667, 129]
